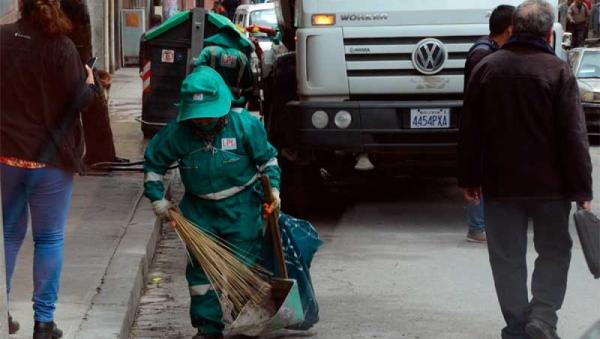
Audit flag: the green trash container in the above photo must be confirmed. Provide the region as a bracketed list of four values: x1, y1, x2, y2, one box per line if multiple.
[139, 10, 253, 138]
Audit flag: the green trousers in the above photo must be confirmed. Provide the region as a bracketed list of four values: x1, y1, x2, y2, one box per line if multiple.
[180, 185, 264, 335]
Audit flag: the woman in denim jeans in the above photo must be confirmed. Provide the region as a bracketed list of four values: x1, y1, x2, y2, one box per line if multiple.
[0, 0, 95, 337]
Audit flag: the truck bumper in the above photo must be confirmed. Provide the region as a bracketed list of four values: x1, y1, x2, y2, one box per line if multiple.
[284, 100, 462, 156]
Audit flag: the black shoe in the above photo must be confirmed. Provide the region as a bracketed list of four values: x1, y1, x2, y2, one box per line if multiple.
[8, 313, 19, 334]
[33, 321, 63, 339]
[526, 319, 561, 339]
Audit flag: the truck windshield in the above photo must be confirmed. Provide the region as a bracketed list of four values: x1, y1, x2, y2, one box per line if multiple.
[577, 51, 600, 78]
[250, 9, 277, 27]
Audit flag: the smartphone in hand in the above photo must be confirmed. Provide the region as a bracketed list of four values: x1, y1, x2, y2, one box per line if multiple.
[86, 56, 98, 69]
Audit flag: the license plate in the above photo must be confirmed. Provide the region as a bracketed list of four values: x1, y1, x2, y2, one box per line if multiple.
[410, 108, 450, 129]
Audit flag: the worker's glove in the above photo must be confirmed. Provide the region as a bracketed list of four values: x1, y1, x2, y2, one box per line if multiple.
[262, 189, 281, 219]
[272, 189, 281, 210]
[152, 199, 173, 219]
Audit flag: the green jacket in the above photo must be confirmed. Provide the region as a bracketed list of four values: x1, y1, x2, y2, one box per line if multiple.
[196, 45, 254, 97]
[144, 108, 280, 202]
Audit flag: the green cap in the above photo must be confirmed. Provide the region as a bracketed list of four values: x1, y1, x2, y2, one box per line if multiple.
[177, 66, 233, 122]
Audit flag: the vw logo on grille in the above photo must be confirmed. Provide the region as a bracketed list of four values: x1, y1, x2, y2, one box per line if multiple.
[412, 38, 448, 75]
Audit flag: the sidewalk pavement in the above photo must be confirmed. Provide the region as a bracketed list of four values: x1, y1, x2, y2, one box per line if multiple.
[8, 68, 162, 339]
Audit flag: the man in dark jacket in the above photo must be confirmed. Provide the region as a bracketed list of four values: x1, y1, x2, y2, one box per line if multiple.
[463, 4, 515, 244]
[464, 5, 515, 90]
[459, 1, 593, 338]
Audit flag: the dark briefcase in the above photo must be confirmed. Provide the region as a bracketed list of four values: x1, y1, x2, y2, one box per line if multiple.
[573, 209, 600, 279]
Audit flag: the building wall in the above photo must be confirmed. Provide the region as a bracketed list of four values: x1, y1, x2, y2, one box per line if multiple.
[0, 0, 113, 70]
[88, 0, 109, 70]
[1, 0, 217, 71]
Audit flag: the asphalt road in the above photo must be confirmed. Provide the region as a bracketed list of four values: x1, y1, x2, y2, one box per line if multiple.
[132, 146, 600, 339]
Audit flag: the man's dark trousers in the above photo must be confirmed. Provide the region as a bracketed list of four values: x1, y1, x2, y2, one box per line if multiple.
[485, 200, 573, 339]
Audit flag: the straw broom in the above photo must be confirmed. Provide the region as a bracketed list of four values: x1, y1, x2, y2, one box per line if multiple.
[167, 210, 272, 318]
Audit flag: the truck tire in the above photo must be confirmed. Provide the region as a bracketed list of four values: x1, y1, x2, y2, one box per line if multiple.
[142, 124, 159, 139]
[280, 159, 322, 218]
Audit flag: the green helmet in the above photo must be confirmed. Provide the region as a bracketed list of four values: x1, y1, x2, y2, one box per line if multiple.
[177, 66, 233, 122]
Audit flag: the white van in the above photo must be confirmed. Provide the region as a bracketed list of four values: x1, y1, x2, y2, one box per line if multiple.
[233, 3, 278, 52]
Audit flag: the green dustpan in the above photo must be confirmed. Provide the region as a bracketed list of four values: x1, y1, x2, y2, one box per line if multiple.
[260, 176, 305, 331]
[224, 277, 304, 336]
[225, 177, 305, 336]
[263, 278, 304, 331]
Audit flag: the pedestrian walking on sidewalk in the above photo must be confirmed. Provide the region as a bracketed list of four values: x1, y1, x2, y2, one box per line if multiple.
[568, 0, 590, 47]
[559, 0, 574, 31]
[143, 66, 281, 339]
[459, 1, 593, 338]
[0, 0, 96, 338]
[462, 4, 515, 244]
[60, 0, 130, 170]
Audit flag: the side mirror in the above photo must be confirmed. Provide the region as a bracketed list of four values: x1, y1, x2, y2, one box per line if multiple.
[562, 32, 573, 49]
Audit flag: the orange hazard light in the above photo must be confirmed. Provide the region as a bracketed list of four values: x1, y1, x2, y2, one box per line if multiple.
[312, 14, 335, 26]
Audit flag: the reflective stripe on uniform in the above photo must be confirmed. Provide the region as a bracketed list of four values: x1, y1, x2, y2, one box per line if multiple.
[197, 173, 259, 200]
[189, 284, 212, 296]
[210, 47, 218, 68]
[236, 53, 248, 87]
[259, 157, 278, 172]
[232, 107, 244, 114]
[145, 172, 164, 182]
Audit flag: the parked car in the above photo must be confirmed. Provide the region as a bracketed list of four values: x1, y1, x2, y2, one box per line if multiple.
[569, 47, 600, 142]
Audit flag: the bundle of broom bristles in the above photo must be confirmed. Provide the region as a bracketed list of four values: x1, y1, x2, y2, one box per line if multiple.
[168, 210, 273, 320]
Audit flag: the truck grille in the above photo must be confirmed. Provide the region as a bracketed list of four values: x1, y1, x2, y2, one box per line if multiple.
[344, 35, 479, 77]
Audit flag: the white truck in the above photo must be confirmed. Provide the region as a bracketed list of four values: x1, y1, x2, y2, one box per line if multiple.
[263, 0, 567, 208]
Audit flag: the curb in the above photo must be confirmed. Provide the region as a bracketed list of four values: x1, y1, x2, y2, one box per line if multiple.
[73, 177, 172, 339]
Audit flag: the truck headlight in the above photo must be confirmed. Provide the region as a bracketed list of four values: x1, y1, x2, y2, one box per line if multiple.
[582, 89, 594, 102]
[334, 111, 352, 129]
[312, 111, 329, 129]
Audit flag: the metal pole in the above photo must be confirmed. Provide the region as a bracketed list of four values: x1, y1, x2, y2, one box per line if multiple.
[0, 181, 9, 336]
[188, 6, 206, 73]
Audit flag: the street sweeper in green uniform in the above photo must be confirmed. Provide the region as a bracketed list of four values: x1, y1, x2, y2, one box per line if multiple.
[143, 66, 281, 339]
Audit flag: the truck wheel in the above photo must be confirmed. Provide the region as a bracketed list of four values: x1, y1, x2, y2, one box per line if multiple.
[280, 159, 321, 217]
[142, 125, 158, 139]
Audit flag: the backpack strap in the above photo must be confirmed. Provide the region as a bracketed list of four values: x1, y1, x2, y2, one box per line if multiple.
[467, 41, 496, 59]
[236, 52, 249, 89]
[210, 47, 218, 69]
